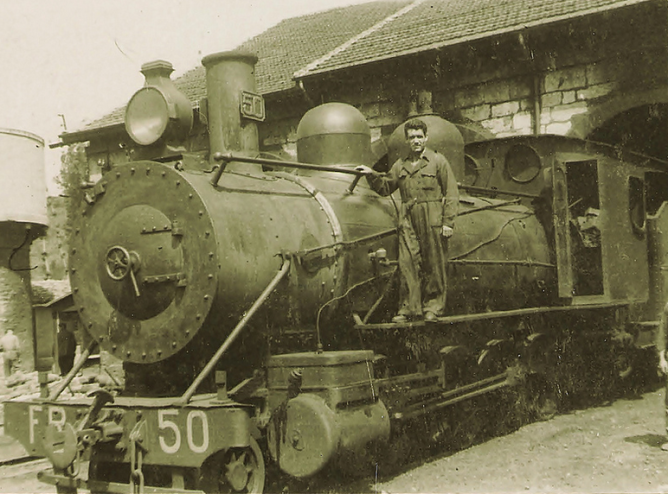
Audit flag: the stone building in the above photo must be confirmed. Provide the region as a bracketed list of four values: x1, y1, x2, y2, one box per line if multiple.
[62, 0, 668, 173]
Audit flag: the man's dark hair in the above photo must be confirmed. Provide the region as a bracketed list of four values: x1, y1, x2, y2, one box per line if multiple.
[404, 118, 428, 138]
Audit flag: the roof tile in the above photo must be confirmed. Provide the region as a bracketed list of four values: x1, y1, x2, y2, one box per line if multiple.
[301, 0, 651, 75]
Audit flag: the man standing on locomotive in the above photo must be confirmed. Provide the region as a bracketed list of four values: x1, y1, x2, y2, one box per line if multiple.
[357, 118, 459, 323]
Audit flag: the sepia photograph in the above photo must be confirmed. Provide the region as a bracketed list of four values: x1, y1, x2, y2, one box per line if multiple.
[1, 0, 668, 492]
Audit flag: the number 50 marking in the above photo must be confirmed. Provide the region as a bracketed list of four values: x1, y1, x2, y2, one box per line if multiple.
[158, 409, 209, 454]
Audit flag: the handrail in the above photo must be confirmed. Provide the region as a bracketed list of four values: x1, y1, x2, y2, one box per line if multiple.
[460, 184, 541, 199]
[178, 259, 291, 405]
[210, 152, 364, 187]
[357, 301, 629, 329]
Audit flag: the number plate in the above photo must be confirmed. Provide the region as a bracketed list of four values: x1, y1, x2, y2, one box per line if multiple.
[5, 399, 254, 467]
[147, 407, 253, 464]
[240, 91, 265, 122]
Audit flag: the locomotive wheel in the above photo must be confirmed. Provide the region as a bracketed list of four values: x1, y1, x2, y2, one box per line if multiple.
[200, 437, 265, 493]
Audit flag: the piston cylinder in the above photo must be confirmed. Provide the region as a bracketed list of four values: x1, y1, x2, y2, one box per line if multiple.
[267, 393, 389, 478]
[266, 351, 390, 478]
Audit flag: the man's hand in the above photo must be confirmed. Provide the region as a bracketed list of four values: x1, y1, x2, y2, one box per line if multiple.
[355, 165, 376, 176]
[441, 225, 454, 238]
[660, 350, 668, 375]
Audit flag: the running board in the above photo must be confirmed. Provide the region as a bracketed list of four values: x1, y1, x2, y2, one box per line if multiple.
[354, 301, 629, 330]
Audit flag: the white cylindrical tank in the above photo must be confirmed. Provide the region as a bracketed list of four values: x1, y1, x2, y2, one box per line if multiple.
[0, 128, 47, 225]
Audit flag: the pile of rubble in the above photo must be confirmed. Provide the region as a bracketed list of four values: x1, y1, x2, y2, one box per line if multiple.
[0, 368, 118, 425]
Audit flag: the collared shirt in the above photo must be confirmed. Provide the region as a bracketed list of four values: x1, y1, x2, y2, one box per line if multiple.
[367, 147, 459, 228]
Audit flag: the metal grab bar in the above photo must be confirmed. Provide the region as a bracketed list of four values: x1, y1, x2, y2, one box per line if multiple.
[178, 259, 292, 404]
[210, 152, 364, 187]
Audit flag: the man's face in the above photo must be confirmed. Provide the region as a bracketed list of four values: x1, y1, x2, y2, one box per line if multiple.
[406, 128, 427, 155]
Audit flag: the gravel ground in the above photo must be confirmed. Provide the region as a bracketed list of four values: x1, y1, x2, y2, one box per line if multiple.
[375, 387, 668, 494]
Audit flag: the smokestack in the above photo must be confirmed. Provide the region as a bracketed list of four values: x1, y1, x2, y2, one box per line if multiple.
[201, 51, 262, 173]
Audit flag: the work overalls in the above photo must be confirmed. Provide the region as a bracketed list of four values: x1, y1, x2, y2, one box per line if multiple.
[368, 148, 458, 318]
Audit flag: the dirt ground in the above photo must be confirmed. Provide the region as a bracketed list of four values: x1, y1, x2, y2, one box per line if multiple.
[373, 386, 668, 494]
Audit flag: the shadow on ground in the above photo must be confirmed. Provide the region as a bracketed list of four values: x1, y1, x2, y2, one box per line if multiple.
[625, 433, 666, 448]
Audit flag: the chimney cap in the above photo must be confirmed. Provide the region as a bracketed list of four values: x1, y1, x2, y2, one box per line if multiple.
[201, 51, 258, 68]
[140, 60, 174, 78]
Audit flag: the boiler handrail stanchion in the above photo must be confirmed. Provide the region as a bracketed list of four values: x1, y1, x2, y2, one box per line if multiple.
[346, 174, 363, 195]
[210, 152, 233, 186]
[178, 259, 292, 405]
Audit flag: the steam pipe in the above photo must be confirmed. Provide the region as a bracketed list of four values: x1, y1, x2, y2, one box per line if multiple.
[356, 301, 629, 329]
[178, 259, 292, 404]
[449, 259, 556, 268]
[394, 378, 511, 421]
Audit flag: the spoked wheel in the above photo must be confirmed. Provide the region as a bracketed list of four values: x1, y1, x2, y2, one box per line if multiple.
[200, 437, 266, 493]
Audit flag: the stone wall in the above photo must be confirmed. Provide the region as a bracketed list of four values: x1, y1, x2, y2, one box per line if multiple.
[0, 223, 35, 372]
[443, 2, 668, 140]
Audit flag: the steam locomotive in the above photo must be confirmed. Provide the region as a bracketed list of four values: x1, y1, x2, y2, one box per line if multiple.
[5, 50, 668, 493]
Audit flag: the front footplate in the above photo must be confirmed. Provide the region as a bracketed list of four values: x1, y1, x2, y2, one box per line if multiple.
[4, 394, 255, 492]
[4, 395, 252, 466]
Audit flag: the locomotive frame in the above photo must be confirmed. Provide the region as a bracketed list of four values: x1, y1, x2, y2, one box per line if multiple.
[4, 49, 668, 493]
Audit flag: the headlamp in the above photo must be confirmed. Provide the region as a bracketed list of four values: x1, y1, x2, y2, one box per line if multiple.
[124, 60, 193, 146]
[125, 87, 172, 146]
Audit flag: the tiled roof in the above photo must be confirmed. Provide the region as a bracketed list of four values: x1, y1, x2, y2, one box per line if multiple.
[238, 0, 412, 94]
[75, 0, 411, 134]
[298, 0, 652, 77]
